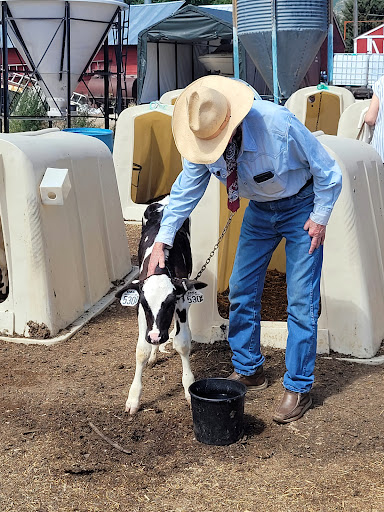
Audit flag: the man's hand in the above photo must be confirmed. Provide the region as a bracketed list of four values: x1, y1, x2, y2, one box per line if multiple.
[304, 218, 326, 255]
[147, 242, 166, 276]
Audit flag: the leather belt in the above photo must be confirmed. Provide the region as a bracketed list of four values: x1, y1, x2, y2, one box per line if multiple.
[297, 176, 313, 194]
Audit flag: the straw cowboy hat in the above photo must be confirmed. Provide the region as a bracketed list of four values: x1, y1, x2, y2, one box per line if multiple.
[172, 75, 254, 165]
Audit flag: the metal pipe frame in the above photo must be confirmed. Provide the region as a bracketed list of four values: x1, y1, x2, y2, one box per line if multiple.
[232, 0, 240, 79]
[116, 8, 122, 115]
[2, 1, 9, 132]
[156, 42, 160, 99]
[103, 40, 109, 129]
[271, 0, 280, 103]
[0, 3, 124, 130]
[327, 0, 334, 85]
[66, 1, 71, 128]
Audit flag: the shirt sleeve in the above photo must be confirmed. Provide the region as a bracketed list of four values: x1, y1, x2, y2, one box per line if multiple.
[288, 115, 342, 225]
[155, 159, 211, 247]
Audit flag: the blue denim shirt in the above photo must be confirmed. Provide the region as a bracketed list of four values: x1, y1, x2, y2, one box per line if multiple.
[156, 99, 342, 247]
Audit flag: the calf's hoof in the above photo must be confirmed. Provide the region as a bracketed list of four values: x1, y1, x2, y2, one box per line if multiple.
[159, 340, 173, 354]
[125, 399, 140, 416]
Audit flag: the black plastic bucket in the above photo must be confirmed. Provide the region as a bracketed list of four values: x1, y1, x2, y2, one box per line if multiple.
[189, 378, 247, 446]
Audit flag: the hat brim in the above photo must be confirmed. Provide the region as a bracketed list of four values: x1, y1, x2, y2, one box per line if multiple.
[172, 76, 254, 165]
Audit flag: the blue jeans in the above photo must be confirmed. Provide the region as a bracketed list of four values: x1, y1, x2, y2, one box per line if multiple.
[228, 183, 323, 393]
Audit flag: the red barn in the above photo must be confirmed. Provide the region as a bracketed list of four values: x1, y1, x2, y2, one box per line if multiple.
[355, 24, 384, 54]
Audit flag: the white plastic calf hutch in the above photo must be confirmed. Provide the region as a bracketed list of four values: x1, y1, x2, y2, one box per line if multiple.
[285, 85, 355, 136]
[0, 129, 136, 344]
[317, 134, 384, 358]
[159, 90, 184, 106]
[337, 99, 373, 143]
[113, 103, 182, 222]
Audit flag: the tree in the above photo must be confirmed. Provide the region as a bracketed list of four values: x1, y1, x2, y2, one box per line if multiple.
[339, 0, 384, 52]
[10, 88, 48, 133]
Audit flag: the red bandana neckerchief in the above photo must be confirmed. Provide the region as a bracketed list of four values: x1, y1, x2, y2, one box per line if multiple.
[223, 126, 242, 212]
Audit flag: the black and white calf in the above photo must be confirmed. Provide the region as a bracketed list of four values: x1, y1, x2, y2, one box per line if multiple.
[116, 198, 206, 415]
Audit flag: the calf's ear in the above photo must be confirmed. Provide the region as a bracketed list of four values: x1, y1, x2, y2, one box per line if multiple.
[192, 280, 207, 290]
[115, 280, 140, 299]
[172, 278, 207, 295]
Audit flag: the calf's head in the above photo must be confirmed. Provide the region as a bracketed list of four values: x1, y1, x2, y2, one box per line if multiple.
[117, 275, 206, 345]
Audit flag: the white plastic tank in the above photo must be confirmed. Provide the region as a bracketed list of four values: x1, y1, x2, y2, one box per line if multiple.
[1, 0, 128, 116]
[198, 53, 234, 77]
[0, 128, 135, 343]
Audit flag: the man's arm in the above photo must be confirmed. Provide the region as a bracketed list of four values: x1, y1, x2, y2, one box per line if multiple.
[147, 160, 211, 275]
[288, 116, 342, 253]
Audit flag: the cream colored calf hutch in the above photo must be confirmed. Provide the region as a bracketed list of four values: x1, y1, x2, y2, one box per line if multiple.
[337, 99, 373, 142]
[113, 103, 182, 222]
[160, 89, 184, 106]
[285, 85, 355, 136]
[0, 129, 135, 343]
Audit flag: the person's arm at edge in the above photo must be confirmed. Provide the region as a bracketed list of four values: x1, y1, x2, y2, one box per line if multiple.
[364, 93, 379, 126]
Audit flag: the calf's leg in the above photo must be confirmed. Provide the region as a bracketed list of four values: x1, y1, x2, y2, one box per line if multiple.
[147, 345, 158, 367]
[125, 306, 152, 415]
[173, 300, 194, 405]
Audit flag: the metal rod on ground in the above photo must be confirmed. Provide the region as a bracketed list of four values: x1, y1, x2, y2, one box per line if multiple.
[2, 1, 9, 133]
[232, 0, 240, 79]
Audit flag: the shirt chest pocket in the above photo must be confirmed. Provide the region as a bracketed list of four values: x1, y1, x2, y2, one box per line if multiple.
[239, 153, 286, 196]
[252, 171, 285, 195]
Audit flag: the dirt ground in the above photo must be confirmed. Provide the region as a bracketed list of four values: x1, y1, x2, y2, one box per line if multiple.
[0, 225, 383, 512]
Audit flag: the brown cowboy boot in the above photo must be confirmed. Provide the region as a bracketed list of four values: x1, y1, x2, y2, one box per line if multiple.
[228, 365, 268, 390]
[273, 389, 312, 423]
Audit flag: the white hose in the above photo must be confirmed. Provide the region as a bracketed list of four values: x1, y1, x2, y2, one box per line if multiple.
[322, 355, 384, 366]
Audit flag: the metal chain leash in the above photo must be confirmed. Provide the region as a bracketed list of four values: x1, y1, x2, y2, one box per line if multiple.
[194, 211, 236, 280]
